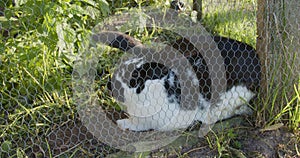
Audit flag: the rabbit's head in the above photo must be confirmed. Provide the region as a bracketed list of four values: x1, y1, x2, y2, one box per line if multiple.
[106, 59, 182, 118]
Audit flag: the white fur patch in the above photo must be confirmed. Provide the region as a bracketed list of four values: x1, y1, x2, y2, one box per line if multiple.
[116, 72, 200, 130]
[187, 69, 199, 86]
[116, 72, 255, 131]
[118, 74, 166, 117]
[196, 85, 255, 125]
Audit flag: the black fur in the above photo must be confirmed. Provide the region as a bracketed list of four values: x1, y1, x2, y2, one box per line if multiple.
[129, 62, 170, 93]
[105, 32, 261, 103]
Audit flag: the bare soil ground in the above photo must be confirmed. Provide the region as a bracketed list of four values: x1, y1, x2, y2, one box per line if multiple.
[155, 126, 299, 158]
[46, 116, 299, 158]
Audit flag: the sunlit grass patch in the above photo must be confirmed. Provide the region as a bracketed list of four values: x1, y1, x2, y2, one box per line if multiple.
[202, 0, 257, 47]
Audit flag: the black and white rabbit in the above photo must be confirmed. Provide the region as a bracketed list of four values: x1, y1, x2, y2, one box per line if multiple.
[105, 32, 261, 131]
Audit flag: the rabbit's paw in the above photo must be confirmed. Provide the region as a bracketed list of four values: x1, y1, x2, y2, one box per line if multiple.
[117, 119, 133, 130]
[234, 105, 253, 115]
[117, 119, 146, 131]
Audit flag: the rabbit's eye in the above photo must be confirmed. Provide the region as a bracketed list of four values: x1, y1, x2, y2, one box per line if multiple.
[129, 78, 137, 87]
[132, 71, 138, 77]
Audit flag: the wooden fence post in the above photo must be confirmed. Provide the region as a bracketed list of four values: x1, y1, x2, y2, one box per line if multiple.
[193, 0, 202, 21]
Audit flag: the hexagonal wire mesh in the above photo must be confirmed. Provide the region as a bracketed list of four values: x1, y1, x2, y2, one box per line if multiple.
[73, 8, 229, 152]
[1, 0, 298, 157]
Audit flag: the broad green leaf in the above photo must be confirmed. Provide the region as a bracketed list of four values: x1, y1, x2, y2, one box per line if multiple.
[82, 0, 97, 6]
[1, 140, 12, 153]
[70, 4, 87, 16]
[56, 22, 66, 52]
[85, 6, 100, 20]
[14, 0, 28, 7]
[99, 0, 110, 16]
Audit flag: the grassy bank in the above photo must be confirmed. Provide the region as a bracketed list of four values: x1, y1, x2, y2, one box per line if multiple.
[0, 0, 298, 157]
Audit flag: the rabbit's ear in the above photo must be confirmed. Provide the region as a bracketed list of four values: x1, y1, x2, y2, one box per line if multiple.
[94, 31, 142, 52]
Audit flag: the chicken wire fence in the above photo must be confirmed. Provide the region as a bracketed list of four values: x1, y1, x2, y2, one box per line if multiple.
[0, 0, 298, 157]
[258, 0, 300, 101]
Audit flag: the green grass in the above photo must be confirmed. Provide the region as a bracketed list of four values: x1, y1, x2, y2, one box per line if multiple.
[200, 0, 299, 132]
[202, 0, 257, 47]
[200, 0, 299, 156]
[0, 0, 299, 157]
